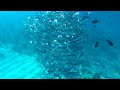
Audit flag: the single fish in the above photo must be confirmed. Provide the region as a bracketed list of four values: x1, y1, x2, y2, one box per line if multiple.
[106, 39, 114, 46]
[95, 42, 99, 48]
[91, 19, 100, 24]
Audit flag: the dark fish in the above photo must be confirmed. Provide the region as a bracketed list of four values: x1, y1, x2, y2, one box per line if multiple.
[106, 39, 114, 46]
[95, 42, 99, 48]
[91, 19, 100, 24]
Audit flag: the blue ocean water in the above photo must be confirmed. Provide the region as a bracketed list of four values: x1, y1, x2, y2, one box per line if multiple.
[0, 11, 120, 79]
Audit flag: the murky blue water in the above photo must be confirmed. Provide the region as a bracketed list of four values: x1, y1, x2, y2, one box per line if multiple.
[0, 11, 120, 79]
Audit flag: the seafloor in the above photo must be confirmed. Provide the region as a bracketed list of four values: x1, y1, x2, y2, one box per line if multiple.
[0, 42, 120, 79]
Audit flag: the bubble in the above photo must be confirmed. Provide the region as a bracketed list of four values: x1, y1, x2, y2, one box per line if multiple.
[60, 14, 64, 18]
[53, 40, 57, 42]
[58, 35, 62, 38]
[65, 35, 70, 37]
[30, 41, 32, 43]
[46, 43, 48, 45]
[49, 20, 52, 22]
[63, 24, 66, 26]
[74, 12, 80, 15]
[64, 42, 67, 44]
[54, 19, 58, 23]
[28, 17, 31, 19]
[35, 19, 39, 21]
[88, 12, 91, 14]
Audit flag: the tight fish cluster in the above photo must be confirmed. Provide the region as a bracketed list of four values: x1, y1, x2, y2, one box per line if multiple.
[24, 11, 90, 79]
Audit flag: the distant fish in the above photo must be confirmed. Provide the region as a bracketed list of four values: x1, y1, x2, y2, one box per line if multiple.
[91, 19, 100, 24]
[106, 39, 114, 47]
[94, 42, 99, 48]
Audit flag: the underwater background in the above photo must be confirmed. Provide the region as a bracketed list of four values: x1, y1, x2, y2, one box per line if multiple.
[0, 11, 120, 79]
